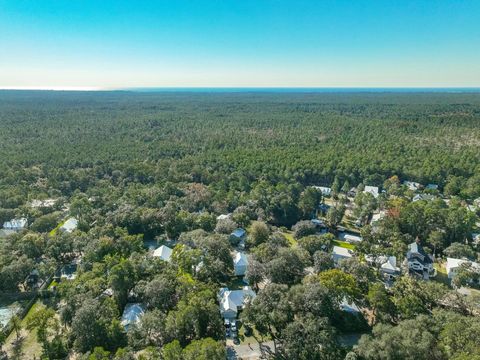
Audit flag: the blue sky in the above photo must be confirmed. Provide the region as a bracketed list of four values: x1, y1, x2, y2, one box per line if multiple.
[0, 0, 479, 88]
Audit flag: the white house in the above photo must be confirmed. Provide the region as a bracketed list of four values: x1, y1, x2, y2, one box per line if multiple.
[446, 257, 480, 279]
[3, 218, 27, 231]
[363, 186, 379, 198]
[216, 214, 231, 221]
[312, 186, 332, 197]
[340, 297, 360, 313]
[370, 211, 385, 225]
[153, 245, 173, 262]
[332, 246, 353, 265]
[380, 256, 401, 279]
[233, 251, 248, 276]
[60, 218, 78, 233]
[342, 233, 362, 243]
[30, 199, 56, 208]
[121, 303, 145, 330]
[472, 233, 480, 245]
[218, 286, 256, 319]
[413, 194, 435, 202]
[406, 241, 434, 279]
[403, 181, 422, 191]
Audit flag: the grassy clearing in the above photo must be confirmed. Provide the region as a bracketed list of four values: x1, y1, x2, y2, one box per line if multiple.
[5, 301, 44, 360]
[333, 240, 356, 250]
[49, 220, 65, 236]
[434, 262, 450, 286]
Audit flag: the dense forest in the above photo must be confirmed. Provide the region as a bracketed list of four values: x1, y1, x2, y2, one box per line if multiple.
[0, 91, 480, 360]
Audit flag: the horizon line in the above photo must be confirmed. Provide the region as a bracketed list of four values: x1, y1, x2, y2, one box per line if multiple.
[1, 86, 480, 92]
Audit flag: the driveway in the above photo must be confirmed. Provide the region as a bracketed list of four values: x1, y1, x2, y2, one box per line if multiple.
[226, 339, 275, 360]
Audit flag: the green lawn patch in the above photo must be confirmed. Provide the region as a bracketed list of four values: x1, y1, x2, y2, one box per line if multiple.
[5, 301, 44, 360]
[333, 240, 356, 250]
[434, 262, 450, 286]
[49, 220, 65, 236]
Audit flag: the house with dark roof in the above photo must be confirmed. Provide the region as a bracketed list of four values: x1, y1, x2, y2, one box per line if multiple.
[405, 240, 435, 279]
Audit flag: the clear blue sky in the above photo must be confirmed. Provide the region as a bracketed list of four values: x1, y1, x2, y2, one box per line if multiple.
[1, 0, 479, 89]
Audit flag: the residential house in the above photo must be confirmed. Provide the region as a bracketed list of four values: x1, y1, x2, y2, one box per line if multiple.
[121, 303, 144, 331]
[30, 199, 56, 208]
[364, 186, 379, 198]
[380, 256, 401, 280]
[413, 194, 435, 202]
[216, 213, 231, 221]
[446, 257, 480, 280]
[405, 241, 435, 279]
[403, 181, 422, 191]
[332, 246, 354, 265]
[233, 251, 248, 276]
[340, 233, 362, 243]
[340, 297, 360, 313]
[370, 211, 386, 231]
[312, 186, 332, 197]
[472, 233, 480, 245]
[218, 286, 256, 319]
[230, 228, 246, 248]
[60, 218, 78, 233]
[153, 245, 173, 262]
[3, 218, 27, 231]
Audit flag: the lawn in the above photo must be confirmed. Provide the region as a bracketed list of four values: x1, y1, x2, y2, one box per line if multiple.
[5, 301, 44, 360]
[434, 262, 450, 286]
[48, 220, 65, 236]
[333, 240, 356, 250]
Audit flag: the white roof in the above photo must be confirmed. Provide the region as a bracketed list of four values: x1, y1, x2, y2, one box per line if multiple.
[30, 199, 56, 208]
[217, 214, 231, 221]
[364, 186, 379, 198]
[153, 245, 173, 262]
[219, 286, 256, 318]
[371, 212, 385, 224]
[403, 181, 422, 191]
[446, 257, 480, 273]
[340, 297, 360, 313]
[343, 234, 362, 243]
[381, 256, 399, 272]
[3, 218, 27, 230]
[333, 246, 353, 258]
[121, 303, 144, 328]
[312, 186, 332, 195]
[60, 218, 78, 233]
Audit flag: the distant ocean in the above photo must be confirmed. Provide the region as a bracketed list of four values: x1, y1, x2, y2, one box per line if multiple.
[124, 87, 480, 93]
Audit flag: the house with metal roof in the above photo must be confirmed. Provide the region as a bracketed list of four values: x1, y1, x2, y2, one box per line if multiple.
[60, 218, 78, 233]
[153, 245, 173, 262]
[3, 218, 27, 231]
[218, 286, 256, 319]
[332, 246, 354, 265]
[121, 303, 145, 330]
[363, 186, 379, 198]
[233, 251, 248, 276]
